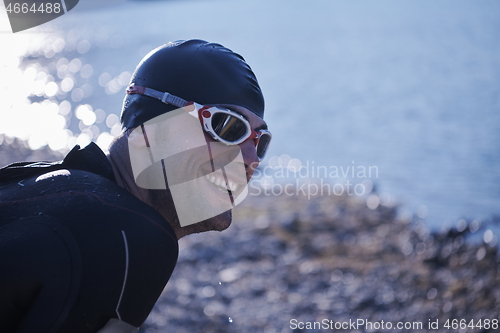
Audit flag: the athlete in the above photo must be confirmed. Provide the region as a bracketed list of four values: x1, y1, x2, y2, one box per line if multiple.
[0, 40, 271, 333]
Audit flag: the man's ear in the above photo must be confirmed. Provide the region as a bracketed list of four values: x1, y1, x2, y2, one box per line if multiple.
[127, 127, 147, 148]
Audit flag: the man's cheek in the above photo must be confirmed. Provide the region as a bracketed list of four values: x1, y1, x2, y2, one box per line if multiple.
[248, 162, 261, 180]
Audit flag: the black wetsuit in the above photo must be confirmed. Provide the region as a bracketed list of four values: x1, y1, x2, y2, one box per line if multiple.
[0, 143, 178, 333]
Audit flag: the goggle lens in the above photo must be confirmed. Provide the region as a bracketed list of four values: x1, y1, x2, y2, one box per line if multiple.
[256, 132, 271, 159]
[211, 113, 248, 142]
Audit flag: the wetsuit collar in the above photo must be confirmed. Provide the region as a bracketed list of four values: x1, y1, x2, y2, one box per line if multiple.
[0, 143, 116, 184]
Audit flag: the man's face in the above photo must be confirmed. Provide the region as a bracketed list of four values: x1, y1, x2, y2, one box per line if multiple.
[145, 104, 268, 235]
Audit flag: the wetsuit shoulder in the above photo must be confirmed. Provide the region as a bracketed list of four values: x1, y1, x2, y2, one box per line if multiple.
[0, 167, 178, 332]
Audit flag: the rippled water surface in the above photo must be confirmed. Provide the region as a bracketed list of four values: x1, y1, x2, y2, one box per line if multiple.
[0, 0, 499, 230]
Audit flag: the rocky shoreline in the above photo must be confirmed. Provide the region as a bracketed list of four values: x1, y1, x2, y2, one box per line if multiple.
[139, 191, 499, 333]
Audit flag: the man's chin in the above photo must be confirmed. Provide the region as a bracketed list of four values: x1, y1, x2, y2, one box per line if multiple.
[212, 210, 232, 232]
[183, 209, 232, 234]
[206, 209, 233, 232]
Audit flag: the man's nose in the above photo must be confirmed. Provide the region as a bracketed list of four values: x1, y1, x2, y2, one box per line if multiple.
[239, 139, 259, 178]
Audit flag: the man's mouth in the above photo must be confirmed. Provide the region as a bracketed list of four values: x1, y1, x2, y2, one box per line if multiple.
[204, 174, 241, 194]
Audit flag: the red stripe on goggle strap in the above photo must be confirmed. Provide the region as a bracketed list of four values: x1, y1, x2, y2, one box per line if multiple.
[126, 84, 146, 95]
[197, 105, 212, 123]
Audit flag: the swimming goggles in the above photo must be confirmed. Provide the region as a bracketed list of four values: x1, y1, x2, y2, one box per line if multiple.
[126, 84, 272, 160]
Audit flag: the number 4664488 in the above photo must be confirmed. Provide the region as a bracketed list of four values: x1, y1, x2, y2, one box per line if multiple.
[6, 2, 61, 14]
[443, 319, 498, 330]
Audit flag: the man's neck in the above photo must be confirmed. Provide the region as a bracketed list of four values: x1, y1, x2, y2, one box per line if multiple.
[107, 135, 150, 204]
[106, 134, 206, 240]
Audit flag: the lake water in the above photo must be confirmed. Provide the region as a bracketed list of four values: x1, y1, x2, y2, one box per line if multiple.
[0, 0, 499, 232]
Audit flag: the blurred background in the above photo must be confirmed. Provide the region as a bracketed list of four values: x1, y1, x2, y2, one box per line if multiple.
[1, 0, 499, 331]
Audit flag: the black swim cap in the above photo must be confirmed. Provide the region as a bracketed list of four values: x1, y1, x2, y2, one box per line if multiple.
[120, 40, 265, 129]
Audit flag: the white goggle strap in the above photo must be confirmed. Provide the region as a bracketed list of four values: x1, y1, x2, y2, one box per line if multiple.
[126, 84, 189, 109]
